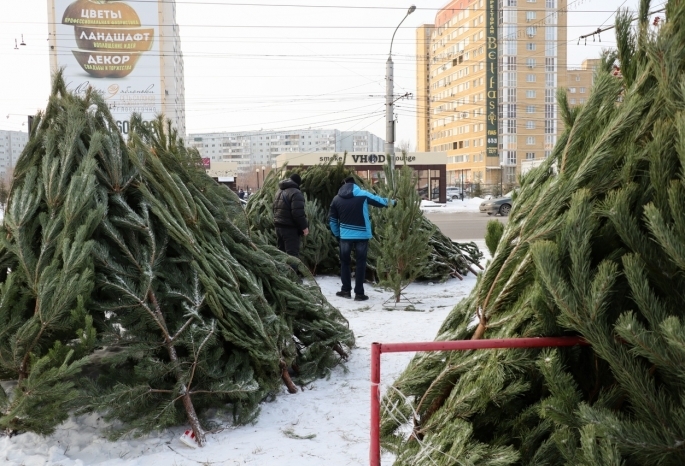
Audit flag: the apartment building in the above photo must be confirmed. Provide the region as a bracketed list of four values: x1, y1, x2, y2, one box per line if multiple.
[338, 131, 385, 153]
[189, 130, 385, 171]
[417, 0, 568, 186]
[567, 59, 600, 107]
[0, 130, 28, 180]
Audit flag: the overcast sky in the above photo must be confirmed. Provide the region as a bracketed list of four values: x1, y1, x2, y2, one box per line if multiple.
[0, 0, 662, 148]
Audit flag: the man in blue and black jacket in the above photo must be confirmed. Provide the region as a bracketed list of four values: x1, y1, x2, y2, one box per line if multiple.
[329, 176, 392, 301]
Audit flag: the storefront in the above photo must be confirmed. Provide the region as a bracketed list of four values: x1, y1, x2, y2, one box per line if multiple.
[275, 151, 449, 203]
[206, 161, 239, 191]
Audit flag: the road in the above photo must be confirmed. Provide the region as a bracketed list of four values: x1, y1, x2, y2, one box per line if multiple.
[424, 211, 508, 241]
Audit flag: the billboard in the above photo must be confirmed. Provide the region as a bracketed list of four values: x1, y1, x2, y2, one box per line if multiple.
[485, 0, 498, 157]
[48, 0, 162, 135]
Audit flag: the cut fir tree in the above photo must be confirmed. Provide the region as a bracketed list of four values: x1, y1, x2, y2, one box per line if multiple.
[0, 72, 354, 444]
[381, 1, 685, 464]
[372, 164, 432, 304]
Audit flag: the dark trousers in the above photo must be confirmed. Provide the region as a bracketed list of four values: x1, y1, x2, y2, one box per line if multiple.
[276, 227, 301, 258]
[340, 239, 368, 296]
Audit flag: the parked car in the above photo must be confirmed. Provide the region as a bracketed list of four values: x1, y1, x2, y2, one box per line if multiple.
[446, 187, 463, 200]
[479, 193, 513, 216]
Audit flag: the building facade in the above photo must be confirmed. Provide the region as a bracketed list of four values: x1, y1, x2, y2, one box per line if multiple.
[158, 1, 187, 137]
[276, 151, 448, 202]
[0, 130, 28, 181]
[188, 130, 385, 172]
[417, 0, 568, 187]
[566, 59, 600, 107]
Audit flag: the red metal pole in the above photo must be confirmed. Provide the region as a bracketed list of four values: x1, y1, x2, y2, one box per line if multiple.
[379, 336, 588, 354]
[370, 342, 381, 466]
[369, 337, 588, 465]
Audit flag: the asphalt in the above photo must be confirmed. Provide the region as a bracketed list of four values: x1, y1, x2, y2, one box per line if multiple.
[424, 211, 509, 241]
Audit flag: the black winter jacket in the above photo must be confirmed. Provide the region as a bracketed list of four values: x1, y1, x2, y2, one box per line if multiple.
[273, 179, 308, 231]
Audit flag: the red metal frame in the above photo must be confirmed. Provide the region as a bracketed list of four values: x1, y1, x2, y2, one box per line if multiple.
[370, 336, 589, 466]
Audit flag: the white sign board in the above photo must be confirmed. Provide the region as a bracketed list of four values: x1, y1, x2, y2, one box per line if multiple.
[49, 0, 162, 135]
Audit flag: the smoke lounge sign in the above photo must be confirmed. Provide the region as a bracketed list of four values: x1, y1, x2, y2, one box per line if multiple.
[486, 0, 498, 157]
[318, 154, 417, 164]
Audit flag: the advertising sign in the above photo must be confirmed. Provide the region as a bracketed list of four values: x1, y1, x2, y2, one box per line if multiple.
[276, 152, 448, 167]
[486, 0, 498, 157]
[49, 0, 162, 135]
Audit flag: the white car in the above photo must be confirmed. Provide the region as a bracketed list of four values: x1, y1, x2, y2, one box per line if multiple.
[446, 188, 463, 200]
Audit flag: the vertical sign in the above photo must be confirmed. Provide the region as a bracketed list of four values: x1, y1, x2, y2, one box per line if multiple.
[486, 0, 498, 156]
[48, 0, 162, 136]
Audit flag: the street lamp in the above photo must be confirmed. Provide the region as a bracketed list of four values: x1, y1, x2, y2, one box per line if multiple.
[261, 165, 265, 185]
[256, 168, 260, 190]
[386, 4, 416, 170]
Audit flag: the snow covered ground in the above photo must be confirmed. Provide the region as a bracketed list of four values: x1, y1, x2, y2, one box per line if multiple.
[420, 197, 486, 213]
[0, 243, 487, 466]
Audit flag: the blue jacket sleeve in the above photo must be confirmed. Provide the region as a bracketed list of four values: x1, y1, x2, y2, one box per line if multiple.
[353, 185, 390, 208]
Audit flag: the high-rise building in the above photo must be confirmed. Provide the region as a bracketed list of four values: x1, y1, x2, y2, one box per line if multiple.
[188, 129, 385, 171]
[417, 0, 568, 187]
[48, 0, 186, 136]
[567, 59, 600, 108]
[0, 130, 28, 180]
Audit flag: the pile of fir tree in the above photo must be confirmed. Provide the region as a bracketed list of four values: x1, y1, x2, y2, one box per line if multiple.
[0, 73, 354, 445]
[244, 160, 482, 280]
[381, 1, 685, 464]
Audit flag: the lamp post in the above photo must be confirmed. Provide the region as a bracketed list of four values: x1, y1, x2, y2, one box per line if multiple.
[386, 5, 416, 170]
[256, 168, 260, 190]
[261, 165, 265, 185]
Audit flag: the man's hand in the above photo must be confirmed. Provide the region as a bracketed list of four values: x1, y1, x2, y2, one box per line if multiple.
[302, 228, 309, 236]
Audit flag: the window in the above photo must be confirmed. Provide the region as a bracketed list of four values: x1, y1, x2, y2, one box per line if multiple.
[526, 11, 537, 21]
[527, 105, 536, 113]
[569, 87, 576, 93]
[526, 90, 536, 98]
[576, 75, 581, 81]
[526, 58, 536, 69]
[526, 152, 535, 159]
[580, 87, 586, 93]
[526, 120, 535, 129]
[526, 43, 536, 51]
[570, 98, 577, 105]
[527, 137, 536, 145]
[527, 74, 536, 82]
[526, 26, 537, 37]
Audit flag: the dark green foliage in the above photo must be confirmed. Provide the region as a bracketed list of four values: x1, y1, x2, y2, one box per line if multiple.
[484, 220, 504, 257]
[0, 72, 354, 442]
[381, 1, 685, 464]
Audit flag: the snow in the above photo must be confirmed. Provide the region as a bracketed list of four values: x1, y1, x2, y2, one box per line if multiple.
[0, 246, 487, 466]
[420, 197, 487, 213]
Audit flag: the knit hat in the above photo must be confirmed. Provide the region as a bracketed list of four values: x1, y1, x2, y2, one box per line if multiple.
[289, 173, 302, 186]
[343, 176, 356, 184]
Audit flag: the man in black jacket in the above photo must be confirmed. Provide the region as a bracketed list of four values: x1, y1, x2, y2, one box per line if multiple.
[273, 173, 309, 258]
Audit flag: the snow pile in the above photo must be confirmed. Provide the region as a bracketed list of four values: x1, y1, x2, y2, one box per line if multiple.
[420, 197, 485, 213]
[0, 248, 486, 466]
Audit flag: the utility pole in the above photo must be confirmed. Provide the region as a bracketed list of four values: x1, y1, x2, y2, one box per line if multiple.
[386, 5, 416, 170]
